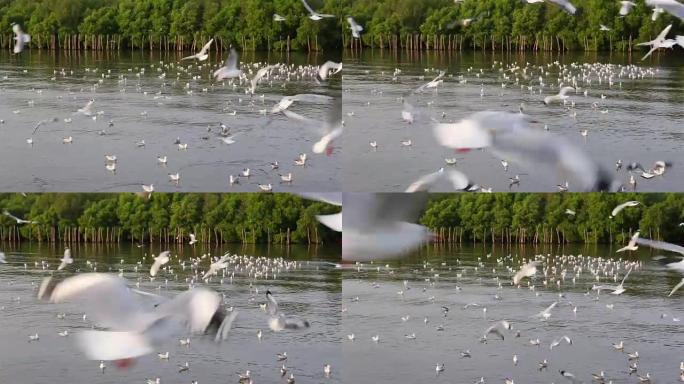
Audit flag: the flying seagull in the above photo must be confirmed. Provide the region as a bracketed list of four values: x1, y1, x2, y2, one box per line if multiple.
[265, 290, 310, 331]
[300, 0, 335, 20]
[150, 251, 170, 277]
[214, 49, 243, 81]
[12, 23, 31, 54]
[347, 17, 364, 38]
[181, 39, 213, 61]
[37, 274, 237, 361]
[610, 201, 640, 218]
[513, 261, 540, 285]
[2, 210, 38, 224]
[57, 248, 73, 271]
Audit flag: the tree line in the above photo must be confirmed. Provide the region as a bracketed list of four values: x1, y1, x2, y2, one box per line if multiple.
[420, 193, 684, 245]
[0, 193, 340, 245]
[341, 0, 684, 52]
[0, 0, 342, 52]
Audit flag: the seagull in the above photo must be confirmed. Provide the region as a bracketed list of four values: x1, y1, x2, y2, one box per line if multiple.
[249, 64, 280, 94]
[559, 369, 583, 383]
[600, 24, 611, 31]
[258, 184, 273, 192]
[188, 234, 197, 245]
[181, 39, 213, 61]
[0, 252, 6, 263]
[532, 301, 558, 320]
[37, 273, 237, 361]
[620, 1, 637, 15]
[12, 23, 31, 54]
[150, 251, 170, 277]
[637, 24, 674, 60]
[433, 111, 616, 191]
[76, 100, 95, 116]
[214, 49, 242, 80]
[342, 193, 431, 261]
[300, 0, 335, 20]
[633, 237, 684, 273]
[482, 320, 511, 341]
[513, 261, 540, 285]
[265, 290, 310, 331]
[646, 0, 684, 21]
[611, 200, 640, 218]
[545, 87, 575, 105]
[318, 61, 342, 81]
[405, 168, 470, 192]
[2, 210, 38, 224]
[347, 17, 364, 38]
[57, 248, 73, 271]
[202, 254, 230, 280]
[273, 14, 286, 21]
[616, 231, 640, 253]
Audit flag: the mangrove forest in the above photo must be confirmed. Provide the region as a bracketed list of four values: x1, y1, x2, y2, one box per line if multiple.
[0, 193, 340, 245]
[0, 0, 342, 52]
[421, 193, 684, 245]
[341, 0, 684, 52]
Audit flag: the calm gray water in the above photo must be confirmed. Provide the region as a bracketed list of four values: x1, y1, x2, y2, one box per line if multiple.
[343, 50, 684, 192]
[0, 51, 341, 192]
[0, 242, 341, 383]
[342, 244, 684, 383]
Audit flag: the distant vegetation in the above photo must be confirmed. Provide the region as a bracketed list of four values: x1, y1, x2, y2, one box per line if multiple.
[421, 193, 684, 244]
[0, 0, 342, 52]
[342, 0, 683, 52]
[0, 193, 340, 245]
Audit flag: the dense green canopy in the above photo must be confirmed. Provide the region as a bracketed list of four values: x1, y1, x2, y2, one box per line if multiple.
[0, 193, 340, 244]
[421, 193, 684, 244]
[341, 0, 684, 50]
[0, 0, 342, 51]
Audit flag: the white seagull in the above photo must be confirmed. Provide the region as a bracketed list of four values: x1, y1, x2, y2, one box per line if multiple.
[182, 39, 213, 61]
[12, 23, 31, 54]
[265, 290, 310, 331]
[150, 251, 170, 277]
[300, 0, 335, 20]
[347, 17, 364, 38]
[214, 49, 243, 81]
[611, 200, 640, 218]
[57, 248, 73, 271]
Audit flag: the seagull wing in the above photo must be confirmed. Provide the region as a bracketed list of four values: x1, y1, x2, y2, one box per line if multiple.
[405, 169, 470, 192]
[669, 278, 684, 296]
[48, 273, 151, 330]
[154, 288, 221, 333]
[635, 237, 684, 255]
[646, 0, 684, 20]
[316, 212, 342, 232]
[266, 291, 279, 315]
[611, 201, 639, 217]
[199, 38, 214, 55]
[299, 192, 343, 206]
[300, 0, 316, 14]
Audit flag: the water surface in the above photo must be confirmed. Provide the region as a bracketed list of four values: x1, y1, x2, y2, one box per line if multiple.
[343, 243, 683, 383]
[0, 50, 341, 192]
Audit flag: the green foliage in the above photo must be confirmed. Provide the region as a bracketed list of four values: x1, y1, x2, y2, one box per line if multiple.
[342, 0, 683, 50]
[1, 0, 342, 50]
[0, 193, 339, 244]
[421, 193, 684, 243]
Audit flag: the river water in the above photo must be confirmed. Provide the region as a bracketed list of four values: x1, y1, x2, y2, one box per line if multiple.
[0, 50, 341, 193]
[342, 243, 684, 383]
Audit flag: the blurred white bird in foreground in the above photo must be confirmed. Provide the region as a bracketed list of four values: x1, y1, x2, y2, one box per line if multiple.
[342, 193, 430, 261]
[37, 274, 236, 362]
[433, 111, 617, 191]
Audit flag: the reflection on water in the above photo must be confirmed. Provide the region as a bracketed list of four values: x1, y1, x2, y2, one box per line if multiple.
[0, 242, 341, 384]
[0, 50, 341, 192]
[343, 50, 684, 192]
[343, 243, 683, 384]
